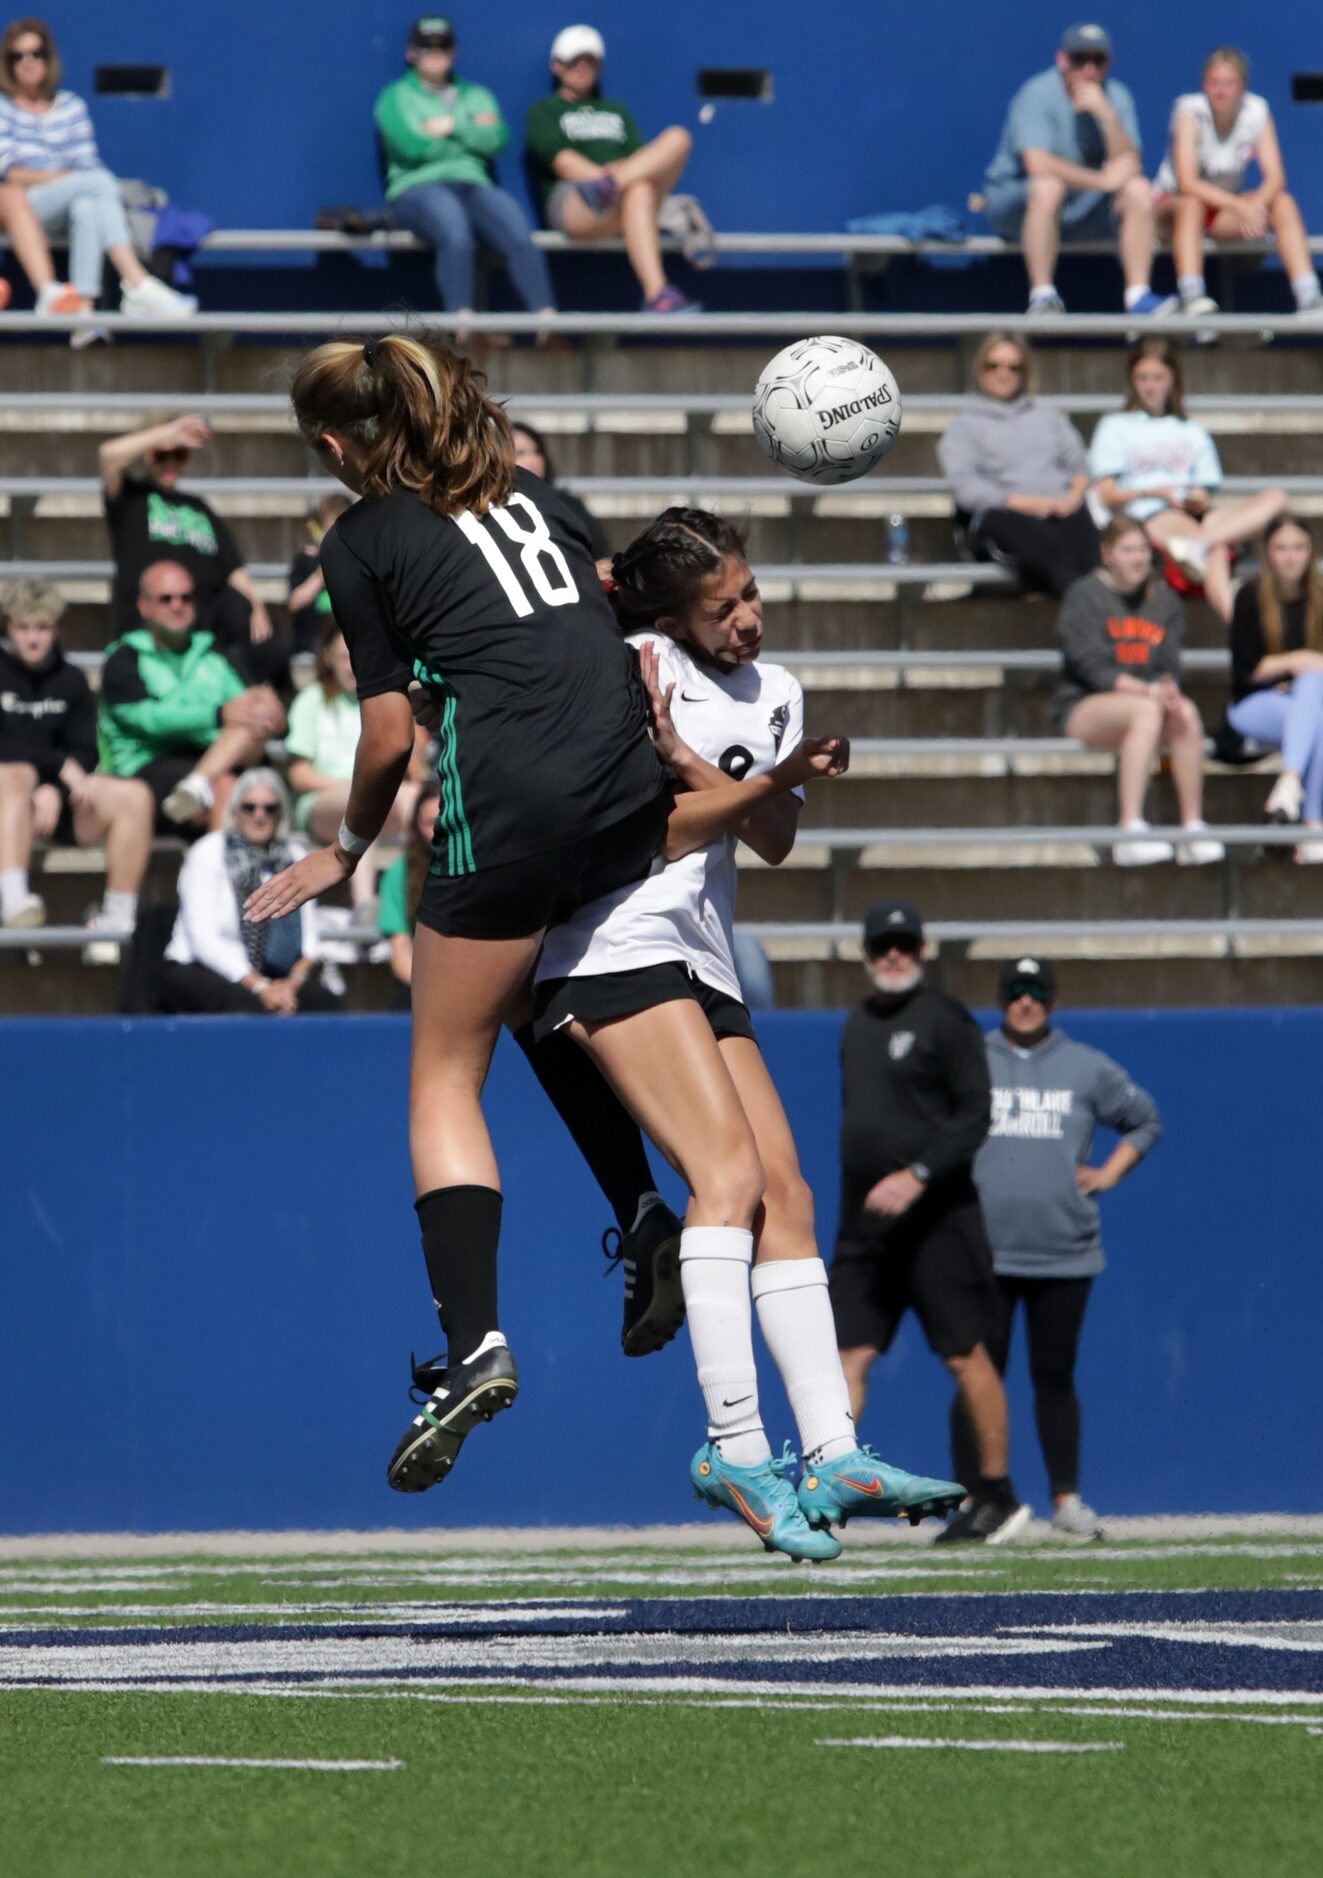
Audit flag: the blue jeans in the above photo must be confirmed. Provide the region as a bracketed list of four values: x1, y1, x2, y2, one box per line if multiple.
[1228, 670, 1323, 821]
[25, 165, 133, 298]
[391, 180, 554, 313]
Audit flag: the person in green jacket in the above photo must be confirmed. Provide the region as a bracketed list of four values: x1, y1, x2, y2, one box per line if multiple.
[525, 23, 698, 312]
[376, 15, 556, 328]
[99, 561, 286, 831]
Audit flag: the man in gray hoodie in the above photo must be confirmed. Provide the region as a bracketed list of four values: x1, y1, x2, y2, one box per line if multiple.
[963, 955, 1162, 1538]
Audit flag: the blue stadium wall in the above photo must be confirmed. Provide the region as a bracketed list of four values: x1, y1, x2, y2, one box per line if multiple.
[3, 1009, 1319, 1533]
[59, 2, 1323, 235]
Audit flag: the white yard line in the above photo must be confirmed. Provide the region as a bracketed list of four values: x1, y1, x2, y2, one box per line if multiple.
[817, 1735, 1123, 1753]
[4, 1515, 1322, 1560]
[102, 1755, 401, 1772]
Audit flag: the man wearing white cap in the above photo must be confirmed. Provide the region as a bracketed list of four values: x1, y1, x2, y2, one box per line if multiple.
[525, 25, 699, 312]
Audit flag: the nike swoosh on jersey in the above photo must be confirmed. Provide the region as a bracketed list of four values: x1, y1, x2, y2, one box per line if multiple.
[679, 691, 706, 702]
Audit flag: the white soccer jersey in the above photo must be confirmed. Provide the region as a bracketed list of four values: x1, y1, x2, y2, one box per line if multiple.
[535, 632, 804, 1000]
[1153, 91, 1270, 196]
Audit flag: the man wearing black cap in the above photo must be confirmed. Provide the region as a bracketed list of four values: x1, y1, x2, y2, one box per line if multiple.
[832, 900, 1029, 1544]
[982, 24, 1172, 318]
[967, 956, 1162, 1539]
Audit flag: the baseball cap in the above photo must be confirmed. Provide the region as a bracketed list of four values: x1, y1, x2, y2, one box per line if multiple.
[1060, 23, 1111, 57]
[863, 900, 924, 951]
[998, 955, 1058, 1003]
[551, 24, 605, 64]
[408, 15, 455, 48]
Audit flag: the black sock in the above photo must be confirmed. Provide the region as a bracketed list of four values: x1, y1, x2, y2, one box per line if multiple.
[415, 1185, 502, 1363]
[512, 1023, 655, 1233]
[978, 1473, 1015, 1503]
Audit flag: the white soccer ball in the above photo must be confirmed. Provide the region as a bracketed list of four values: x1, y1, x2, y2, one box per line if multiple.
[752, 335, 902, 486]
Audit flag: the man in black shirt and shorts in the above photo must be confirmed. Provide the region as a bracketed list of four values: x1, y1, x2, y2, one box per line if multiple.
[831, 899, 1030, 1544]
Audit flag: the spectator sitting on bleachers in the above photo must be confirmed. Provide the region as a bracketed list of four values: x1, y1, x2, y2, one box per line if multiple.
[375, 15, 556, 338]
[981, 22, 1172, 318]
[937, 331, 1099, 596]
[510, 420, 607, 559]
[99, 561, 286, 834]
[1154, 47, 1322, 321]
[378, 782, 441, 1008]
[1226, 513, 1323, 864]
[99, 413, 285, 687]
[525, 24, 697, 314]
[0, 16, 195, 324]
[158, 767, 342, 1016]
[287, 494, 354, 658]
[285, 621, 415, 917]
[0, 576, 152, 937]
[1089, 338, 1288, 622]
[1054, 515, 1224, 866]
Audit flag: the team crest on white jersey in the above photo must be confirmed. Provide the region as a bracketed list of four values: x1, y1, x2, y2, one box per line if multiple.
[888, 1031, 915, 1061]
[769, 702, 790, 748]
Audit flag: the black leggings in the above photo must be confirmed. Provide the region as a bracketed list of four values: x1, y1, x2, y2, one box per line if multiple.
[967, 506, 1100, 597]
[158, 960, 343, 1014]
[950, 1273, 1093, 1496]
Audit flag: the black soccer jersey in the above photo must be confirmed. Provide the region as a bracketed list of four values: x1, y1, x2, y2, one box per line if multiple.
[321, 468, 666, 876]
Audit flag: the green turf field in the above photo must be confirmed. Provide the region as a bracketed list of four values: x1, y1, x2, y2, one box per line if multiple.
[4, 1527, 1322, 1878]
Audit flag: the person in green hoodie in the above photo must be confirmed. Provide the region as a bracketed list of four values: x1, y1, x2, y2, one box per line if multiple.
[375, 16, 556, 329]
[99, 561, 286, 832]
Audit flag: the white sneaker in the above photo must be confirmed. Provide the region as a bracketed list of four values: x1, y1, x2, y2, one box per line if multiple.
[82, 908, 128, 966]
[34, 281, 87, 315]
[1027, 290, 1066, 316]
[1265, 772, 1304, 823]
[1112, 821, 1174, 866]
[121, 276, 198, 319]
[1052, 1494, 1104, 1541]
[161, 773, 213, 824]
[1177, 821, 1226, 866]
[1167, 535, 1209, 582]
[2, 890, 46, 928]
[1294, 835, 1323, 865]
[1181, 294, 1220, 318]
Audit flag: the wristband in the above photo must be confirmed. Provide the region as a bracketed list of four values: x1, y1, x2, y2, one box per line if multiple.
[337, 819, 371, 857]
[909, 1162, 931, 1185]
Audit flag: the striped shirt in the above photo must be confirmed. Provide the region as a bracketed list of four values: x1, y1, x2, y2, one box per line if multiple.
[0, 90, 100, 178]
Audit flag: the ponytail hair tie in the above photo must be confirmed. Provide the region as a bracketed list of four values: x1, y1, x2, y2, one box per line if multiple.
[362, 339, 379, 368]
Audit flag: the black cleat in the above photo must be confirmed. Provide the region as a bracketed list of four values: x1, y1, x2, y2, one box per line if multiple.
[386, 1333, 519, 1493]
[602, 1199, 684, 1357]
[932, 1489, 1032, 1546]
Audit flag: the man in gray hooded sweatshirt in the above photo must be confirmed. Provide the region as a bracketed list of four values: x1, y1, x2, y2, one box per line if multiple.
[962, 955, 1162, 1538]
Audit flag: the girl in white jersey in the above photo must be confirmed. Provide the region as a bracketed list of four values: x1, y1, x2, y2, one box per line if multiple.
[534, 509, 966, 1558]
[1153, 47, 1321, 319]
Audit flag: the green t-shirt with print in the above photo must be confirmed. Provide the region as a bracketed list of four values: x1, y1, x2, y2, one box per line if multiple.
[524, 93, 644, 207]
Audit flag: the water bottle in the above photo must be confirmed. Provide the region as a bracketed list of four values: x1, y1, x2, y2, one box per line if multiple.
[886, 513, 910, 566]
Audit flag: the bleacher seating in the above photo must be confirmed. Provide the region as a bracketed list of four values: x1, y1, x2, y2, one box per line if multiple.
[2, 319, 1321, 1010]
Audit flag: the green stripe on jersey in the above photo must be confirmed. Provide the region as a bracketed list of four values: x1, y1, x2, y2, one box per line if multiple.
[414, 658, 475, 877]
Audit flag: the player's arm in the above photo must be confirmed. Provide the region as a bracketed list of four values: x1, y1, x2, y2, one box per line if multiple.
[660, 740, 844, 861]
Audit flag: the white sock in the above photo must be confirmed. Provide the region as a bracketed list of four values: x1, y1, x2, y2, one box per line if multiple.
[680, 1225, 769, 1465]
[0, 868, 28, 917]
[1123, 284, 1151, 312]
[184, 772, 215, 808]
[1291, 272, 1321, 310]
[752, 1258, 857, 1464]
[1027, 285, 1058, 306]
[102, 889, 138, 927]
[1177, 274, 1205, 304]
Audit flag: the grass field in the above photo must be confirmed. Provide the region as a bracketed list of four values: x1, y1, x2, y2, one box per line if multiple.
[4, 1522, 1323, 1878]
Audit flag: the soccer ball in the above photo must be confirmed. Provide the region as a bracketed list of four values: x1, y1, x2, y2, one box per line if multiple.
[752, 336, 902, 486]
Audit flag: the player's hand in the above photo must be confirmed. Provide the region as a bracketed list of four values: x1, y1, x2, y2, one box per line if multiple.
[407, 680, 442, 734]
[245, 844, 354, 923]
[1076, 1164, 1116, 1195]
[31, 782, 62, 839]
[864, 1169, 926, 1217]
[780, 735, 850, 787]
[637, 640, 687, 767]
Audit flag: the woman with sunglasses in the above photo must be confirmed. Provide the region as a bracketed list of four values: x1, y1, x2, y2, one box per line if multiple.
[938, 331, 1099, 596]
[0, 16, 196, 324]
[243, 334, 831, 1501]
[158, 768, 341, 1015]
[98, 413, 284, 686]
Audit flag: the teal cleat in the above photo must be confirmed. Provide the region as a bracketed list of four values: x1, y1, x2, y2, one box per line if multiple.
[797, 1446, 967, 1530]
[692, 1440, 843, 1561]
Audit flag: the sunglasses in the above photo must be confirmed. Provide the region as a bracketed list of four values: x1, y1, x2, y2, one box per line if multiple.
[8, 47, 48, 64]
[238, 801, 279, 816]
[151, 590, 194, 604]
[416, 36, 454, 50]
[1068, 50, 1108, 68]
[1006, 984, 1050, 1004]
[151, 448, 189, 464]
[869, 937, 921, 958]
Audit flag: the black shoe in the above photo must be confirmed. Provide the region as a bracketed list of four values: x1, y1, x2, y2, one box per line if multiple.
[603, 1199, 684, 1357]
[386, 1333, 519, 1493]
[932, 1490, 1032, 1546]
